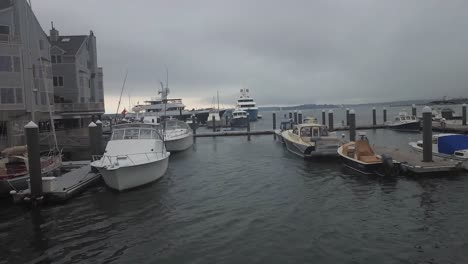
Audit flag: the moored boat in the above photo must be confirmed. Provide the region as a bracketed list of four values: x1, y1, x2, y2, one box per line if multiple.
[281, 123, 344, 158]
[409, 134, 468, 162]
[163, 119, 194, 152]
[230, 108, 249, 128]
[236, 88, 258, 121]
[337, 133, 395, 176]
[91, 123, 170, 191]
[386, 111, 420, 132]
[274, 114, 293, 143]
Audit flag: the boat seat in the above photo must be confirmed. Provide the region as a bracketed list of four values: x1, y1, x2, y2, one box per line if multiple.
[359, 155, 381, 163]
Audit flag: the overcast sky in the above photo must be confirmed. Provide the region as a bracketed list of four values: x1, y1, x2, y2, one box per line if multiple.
[33, 0, 468, 113]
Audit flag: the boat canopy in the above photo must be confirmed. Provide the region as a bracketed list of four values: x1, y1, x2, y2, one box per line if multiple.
[438, 135, 468, 155]
[111, 125, 163, 141]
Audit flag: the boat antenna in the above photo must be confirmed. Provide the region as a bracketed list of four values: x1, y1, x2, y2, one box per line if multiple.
[115, 70, 128, 121]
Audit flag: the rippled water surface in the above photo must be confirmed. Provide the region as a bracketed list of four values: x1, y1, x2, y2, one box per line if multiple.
[1, 111, 468, 263]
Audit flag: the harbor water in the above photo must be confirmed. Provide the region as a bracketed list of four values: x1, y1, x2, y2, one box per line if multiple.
[1, 107, 468, 263]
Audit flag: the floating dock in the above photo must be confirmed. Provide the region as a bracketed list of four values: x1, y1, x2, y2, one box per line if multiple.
[11, 161, 101, 204]
[194, 130, 274, 137]
[374, 146, 465, 174]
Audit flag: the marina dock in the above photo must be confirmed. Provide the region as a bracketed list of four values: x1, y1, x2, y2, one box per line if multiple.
[11, 162, 101, 204]
[374, 146, 465, 174]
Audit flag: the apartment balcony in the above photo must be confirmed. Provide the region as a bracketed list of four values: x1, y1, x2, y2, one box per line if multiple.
[54, 102, 104, 115]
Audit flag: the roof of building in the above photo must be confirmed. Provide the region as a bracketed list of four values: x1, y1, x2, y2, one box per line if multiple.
[49, 35, 88, 55]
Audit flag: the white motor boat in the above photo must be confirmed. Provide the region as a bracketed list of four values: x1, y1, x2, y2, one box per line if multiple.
[386, 111, 420, 132]
[91, 123, 170, 191]
[236, 88, 258, 121]
[281, 123, 344, 158]
[230, 108, 249, 128]
[206, 111, 224, 128]
[409, 134, 468, 162]
[163, 119, 194, 152]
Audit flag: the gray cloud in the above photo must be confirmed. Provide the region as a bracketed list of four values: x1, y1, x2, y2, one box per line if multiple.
[33, 0, 468, 111]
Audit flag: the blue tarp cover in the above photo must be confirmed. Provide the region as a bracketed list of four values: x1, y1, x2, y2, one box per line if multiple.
[438, 135, 468, 155]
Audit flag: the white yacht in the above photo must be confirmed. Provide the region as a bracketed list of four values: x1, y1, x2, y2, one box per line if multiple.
[281, 123, 344, 158]
[163, 119, 194, 152]
[236, 88, 258, 121]
[91, 123, 170, 191]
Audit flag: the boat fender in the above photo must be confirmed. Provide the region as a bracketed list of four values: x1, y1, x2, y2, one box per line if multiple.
[381, 154, 395, 177]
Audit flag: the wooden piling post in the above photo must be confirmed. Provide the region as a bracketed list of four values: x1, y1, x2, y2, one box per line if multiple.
[463, 103, 467, 126]
[293, 111, 298, 124]
[412, 104, 417, 117]
[89, 122, 98, 162]
[95, 120, 103, 155]
[212, 115, 216, 132]
[383, 108, 387, 123]
[192, 115, 197, 135]
[298, 111, 303, 124]
[328, 110, 334, 131]
[422, 106, 433, 162]
[372, 107, 376, 126]
[289, 112, 293, 119]
[272, 112, 277, 130]
[25, 121, 43, 202]
[349, 109, 356, 142]
[346, 108, 349, 126]
[247, 120, 251, 141]
[322, 110, 326, 125]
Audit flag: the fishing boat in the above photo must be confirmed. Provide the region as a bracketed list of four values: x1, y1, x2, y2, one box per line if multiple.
[230, 108, 249, 128]
[386, 111, 420, 132]
[409, 134, 468, 161]
[281, 123, 344, 158]
[337, 132, 395, 176]
[91, 123, 170, 191]
[0, 146, 62, 196]
[236, 88, 258, 121]
[163, 119, 194, 152]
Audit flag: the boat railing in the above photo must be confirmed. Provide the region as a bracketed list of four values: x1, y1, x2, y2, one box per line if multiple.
[92, 151, 167, 166]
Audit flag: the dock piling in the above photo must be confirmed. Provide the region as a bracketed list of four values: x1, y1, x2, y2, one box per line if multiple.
[322, 110, 326, 125]
[88, 122, 98, 162]
[212, 116, 216, 132]
[293, 111, 298, 124]
[372, 107, 376, 126]
[346, 108, 349, 125]
[95, 120, 103, 155]
[422, 106, 433, 162]
[328, 110, 334, 131]
[298, 111, 303, 124]
[463, 103, 467, 126]
[289, 112, 293, 120]
[25, 121, 43, 202]
[247, 121, 251, 141]
[383, 108, 387, 123]
[272, 112, 277, 130]
[192, 115, 197, 135]
[349, 109, 356, 141]
[412, 104, 417, 117]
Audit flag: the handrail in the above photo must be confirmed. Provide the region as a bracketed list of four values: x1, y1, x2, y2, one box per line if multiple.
[92, 151, 167, 167]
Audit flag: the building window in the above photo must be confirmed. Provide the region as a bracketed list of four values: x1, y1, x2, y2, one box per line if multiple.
[0, 88, 15, 104]
[13, 56, 20, 72]
[0, 56, 12, 71]
[0, 25, 9, 43]
[53, 76, 64, 87]
[51, 55, 62, 64]
[15, 88, 23, 103]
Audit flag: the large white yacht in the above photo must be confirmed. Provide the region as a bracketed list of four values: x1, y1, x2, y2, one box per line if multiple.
[236, 88, 258, 121]
[163, 119, 194, 152]
[91, 123, 170, 191]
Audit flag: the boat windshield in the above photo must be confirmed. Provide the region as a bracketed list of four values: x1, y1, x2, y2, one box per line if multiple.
[164, 120, 190, 130]
[111, 128, 162, 140]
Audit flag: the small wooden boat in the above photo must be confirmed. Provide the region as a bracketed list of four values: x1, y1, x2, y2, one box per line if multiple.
[337, 133, 395, 176]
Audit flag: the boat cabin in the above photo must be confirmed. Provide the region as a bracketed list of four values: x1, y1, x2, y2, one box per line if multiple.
[291, 124, 329, 138]
[394, 112, 417, 122]
[111, 124, 163, 141]
[417, 134, 468, 156]
[232, 110, 248, 118]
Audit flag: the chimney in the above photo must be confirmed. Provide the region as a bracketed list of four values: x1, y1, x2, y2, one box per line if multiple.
[50, 21, 59, 42]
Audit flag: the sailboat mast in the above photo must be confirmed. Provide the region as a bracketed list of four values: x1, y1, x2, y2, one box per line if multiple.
[217, 90, 220, 111]
[115, 70, 128, 121]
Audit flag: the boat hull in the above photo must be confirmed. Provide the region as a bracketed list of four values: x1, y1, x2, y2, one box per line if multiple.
[231, 117, 249, 128]
[0, 175, 29, 197]
[409, 142, 468, 162]
[282, 134, 339, 158]
[99, 156, 169, 191]
[245, 109, 258, 121]
[274, 129, 284, 143]
[388, 121, 421, 132]
[206, 120, 225, 128]
[165, 134, 194, 152]
[337, 145, 386, 175]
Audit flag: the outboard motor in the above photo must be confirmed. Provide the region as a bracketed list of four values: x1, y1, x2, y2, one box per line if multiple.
[381, 154, 396, 177]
